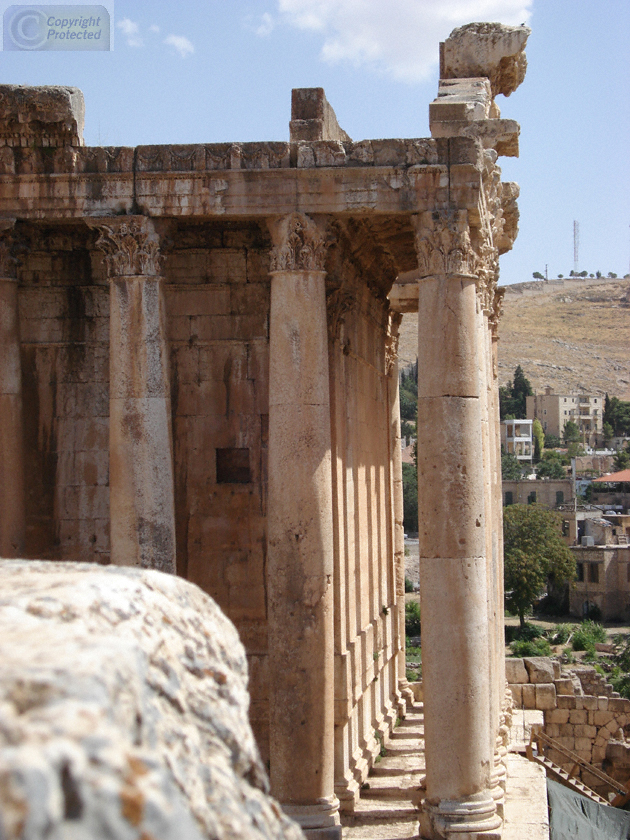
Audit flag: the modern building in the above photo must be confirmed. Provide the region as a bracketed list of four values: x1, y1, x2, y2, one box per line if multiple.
[526, 386, 603, 445]
[501, 419, 533, 461]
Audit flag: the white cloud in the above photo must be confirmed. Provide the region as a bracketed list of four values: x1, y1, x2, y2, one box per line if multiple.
[256, 12, 275, 37]
[117, 17, 143, 48]
[164, 34, 195, 58]
[149, 24, 160, 34]
[277, 0, 533, 83]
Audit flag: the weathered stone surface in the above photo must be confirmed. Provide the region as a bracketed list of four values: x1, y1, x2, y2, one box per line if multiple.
[535, 684, 557, 711]
[554, 678, 575, 696]
[0, 560, 303, 840]
[441, 22, 531, 98]
[505, 658, 528, 684]
[0, 85, 84, 147]
[523, 657, 555, 685]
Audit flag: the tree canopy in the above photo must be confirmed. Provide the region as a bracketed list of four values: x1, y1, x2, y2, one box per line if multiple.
[504, 504, 575, 627]
[499, 365, 533, 420]
[501, 452, 523, 480]
[604, 395, 630, 437]
[563, 419, 580, 443]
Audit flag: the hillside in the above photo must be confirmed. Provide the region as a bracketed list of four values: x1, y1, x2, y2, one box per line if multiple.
[397, 276, 630, 401]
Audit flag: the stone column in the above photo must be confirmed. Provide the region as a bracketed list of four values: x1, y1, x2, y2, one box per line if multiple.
[266, 213, 340, 837]
[413, 211, 500, 840]
[89, 217, 175, 573]
[0, 221, 25, 558]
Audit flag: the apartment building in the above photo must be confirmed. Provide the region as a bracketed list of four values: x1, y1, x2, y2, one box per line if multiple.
[526, 386, 603, 444]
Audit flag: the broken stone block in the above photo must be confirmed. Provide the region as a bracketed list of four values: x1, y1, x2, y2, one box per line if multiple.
[555, 678, 575, 696]
[505, 657, 529, 684]
[524, 657, 556, 684]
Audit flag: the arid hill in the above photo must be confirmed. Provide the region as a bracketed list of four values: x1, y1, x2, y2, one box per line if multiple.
[397, 276, 630, 401]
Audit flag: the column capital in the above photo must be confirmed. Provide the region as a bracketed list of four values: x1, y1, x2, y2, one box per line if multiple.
[87, 215, 163, 278]
[412, 209, 474, 278]
[268, 212, 330, 273]
[489, 286, 505, 338]
[0, 219, 17, 279]
[385, 310, 403, 375]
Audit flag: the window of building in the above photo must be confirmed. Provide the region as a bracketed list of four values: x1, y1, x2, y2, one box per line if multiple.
[589, 564, 599, 584]
[504, 491, 513, 506]
[577, 563, 584, 582]
[594, 398, 598, 403]
[564, 398, 567, 402]
[556, 491, 564, 505]
[527, 491, 537, 505]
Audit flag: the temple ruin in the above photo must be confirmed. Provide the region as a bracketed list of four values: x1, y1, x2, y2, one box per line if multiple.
[0, 22, 531, 839]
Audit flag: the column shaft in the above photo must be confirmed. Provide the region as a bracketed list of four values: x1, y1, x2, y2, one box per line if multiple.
[267, 213, 339, 834]
[416, 272, 499, 839]
[0, 263, 25, 557]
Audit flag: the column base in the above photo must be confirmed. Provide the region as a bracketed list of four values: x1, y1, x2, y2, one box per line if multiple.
[420, 791, 502, 840]
[282, 795, 340, 831]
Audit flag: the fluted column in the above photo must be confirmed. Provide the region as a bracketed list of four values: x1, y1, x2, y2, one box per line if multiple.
[413, 210, 500, 840]
[0, 220, 25, 558]
[267, 213, 340, 836]
[89, 217, 175, 573]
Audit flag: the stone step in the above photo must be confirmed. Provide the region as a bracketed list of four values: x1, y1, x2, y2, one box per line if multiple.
[343, 800, 420, 824]
[360, 776, 423, 801]
[342, 818, 419, 838]
[369, 757, 425, 777]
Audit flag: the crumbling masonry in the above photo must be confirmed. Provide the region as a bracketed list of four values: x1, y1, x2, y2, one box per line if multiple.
[0, 22, 529, 839]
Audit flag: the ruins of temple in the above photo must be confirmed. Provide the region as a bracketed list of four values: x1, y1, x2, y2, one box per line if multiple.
[0, 21, 530, 839]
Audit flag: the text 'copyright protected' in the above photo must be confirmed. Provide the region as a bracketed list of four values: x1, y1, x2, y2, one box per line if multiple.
[3, 4, 110, 50]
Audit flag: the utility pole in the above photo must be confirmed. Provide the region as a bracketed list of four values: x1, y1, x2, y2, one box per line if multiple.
[573, 221, 580, 274]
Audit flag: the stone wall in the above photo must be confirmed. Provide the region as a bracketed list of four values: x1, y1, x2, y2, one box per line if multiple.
[508, 656, 630, 793]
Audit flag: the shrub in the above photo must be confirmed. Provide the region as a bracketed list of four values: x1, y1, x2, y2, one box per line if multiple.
[404, 576, 414, 593]
[587, 603, 603, 622]
[505, 622, 543, 644]
[546, 624, 571, 645]
[571, 621, 606, 651]
[405, 601, 421, 637]
[510, 638, 552, 657]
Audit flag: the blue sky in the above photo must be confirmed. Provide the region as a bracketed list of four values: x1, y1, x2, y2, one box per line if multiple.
[1, 0, 628, 285]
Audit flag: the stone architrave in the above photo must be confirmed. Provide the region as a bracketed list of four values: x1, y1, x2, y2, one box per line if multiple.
[88, 216, 175, 573]
[413, 210, 501, 839]
[267, 212, 340, 836]
[0, 220, 25, 557]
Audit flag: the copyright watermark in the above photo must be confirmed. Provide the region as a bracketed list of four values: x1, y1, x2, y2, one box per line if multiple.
[3, 4, 111, 50]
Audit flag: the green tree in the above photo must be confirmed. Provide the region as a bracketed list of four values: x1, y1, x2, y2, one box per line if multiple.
[603, 422, 614, 444]
[613, 444, 630, 472]
[499, 365, 533, 420]
[532, 419, 544, 464]
[563, 419, 580, 443]
[532, 271, 544, 280]
[536, 459, 566, 479]
[504, 504, 576, 627]
[402, 463, 418, 533]
[501, 452, 523, 480]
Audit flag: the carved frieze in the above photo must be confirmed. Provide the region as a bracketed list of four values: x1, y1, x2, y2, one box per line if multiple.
[412, 209, 473, 277]
[0, 220, 17, 278]
[489, 286, 505, 338]
[87, 216, 163, 278]
[0, 85, 84, 148]
[268, 212, 329, 273]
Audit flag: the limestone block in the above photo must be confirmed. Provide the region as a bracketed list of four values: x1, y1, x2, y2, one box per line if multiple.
[582, 696, 598, 710]
[509, 684, 523, 708]
[545, 709, 569, 725]
[598, 697, 609, 710]
[575, 738, 594, 753]
[606, 741, 630, 767]
[522, 684, 536, 710]
[545, 723, 560, 738]
[553, 662, 562, 679]
[555, 678, 575, 696]
[557, 696, 575, 710]
[506, 658, 529, 684]
[574, 725, 597, 739]
[609, 698, 630, 712]
[594, 711, 614, 726]
[0, 85, 85, 147]
[569, 709, 587, 725]
[441, 22, 531, 98]
[0, 560, 303, 840]
[535, 684, 557, 711]
[558, 724, 575, 738]
[524, 657, 556, 685]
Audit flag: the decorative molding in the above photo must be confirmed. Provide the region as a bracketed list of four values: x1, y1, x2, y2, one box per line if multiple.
[489, 286, 505, 338]
[268, 212, 329, 273]
[0, 220, 17, 279]
[87, 216, 163, 278]
[326, 286, 356, 342]
[412, 209, 473, 277]
[385, 311, 403, 374]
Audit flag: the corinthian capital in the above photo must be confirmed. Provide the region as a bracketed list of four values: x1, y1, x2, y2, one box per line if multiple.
[412, 209, 473, 278]
[87, 216, 163, 278]
[268, 212, 329, 272]
[0, 220, 17, 279]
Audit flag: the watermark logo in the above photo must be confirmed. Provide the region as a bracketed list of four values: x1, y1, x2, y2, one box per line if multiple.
[3, 4, 110, 50]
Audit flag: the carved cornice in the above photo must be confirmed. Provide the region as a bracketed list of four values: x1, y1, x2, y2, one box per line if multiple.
[87, 216, 163, 278]
[412, 209, 473, 277]
[489, 286, 505, 338]
[385, 311, 403, 375]
[0, 219, 17, 279]
[268, 212, 329, 273]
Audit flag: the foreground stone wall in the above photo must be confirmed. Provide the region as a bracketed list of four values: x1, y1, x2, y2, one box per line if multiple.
[0, 560, 303, 839]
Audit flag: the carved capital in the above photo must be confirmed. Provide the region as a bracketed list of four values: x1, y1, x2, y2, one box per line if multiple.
[471, 231, 499, 314]
[412, 209, 473, 277]
[0, 219, 17, 279]
[489, 286, 505, 337]
[385, 311, 403, 375]
[87, 216, 163, 278]
[268, 212, 329, 273]
[326, 286, 356, 342]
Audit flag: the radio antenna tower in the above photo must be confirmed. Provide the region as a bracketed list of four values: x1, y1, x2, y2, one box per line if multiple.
[573, 220, 580, 274]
